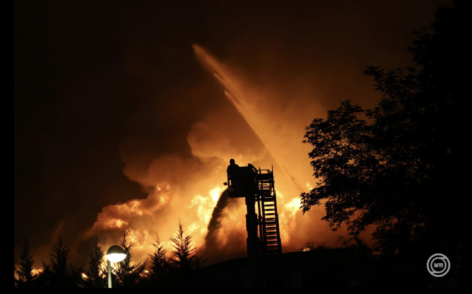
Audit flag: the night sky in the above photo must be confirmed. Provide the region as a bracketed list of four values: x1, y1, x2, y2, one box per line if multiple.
[15, 0, 450, 268]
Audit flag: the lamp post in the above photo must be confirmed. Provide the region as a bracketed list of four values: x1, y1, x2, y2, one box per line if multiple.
[106, 245, 127, 288]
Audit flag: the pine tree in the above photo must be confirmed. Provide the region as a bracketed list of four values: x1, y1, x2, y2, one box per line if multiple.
[49, 236, 73, 287]
[169, 221, 204, 286]
[147, 235, 170, 287]
[33, 259, 51, 288]
[115, 230, 147, 288]
[15, 240, 36, 288]
[170, 222, 195, 271]
[82, 238, 107, 288]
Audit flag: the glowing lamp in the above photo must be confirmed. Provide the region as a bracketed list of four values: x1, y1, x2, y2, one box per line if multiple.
[106, 245, 127, 288]
[106, 245, 127, 262]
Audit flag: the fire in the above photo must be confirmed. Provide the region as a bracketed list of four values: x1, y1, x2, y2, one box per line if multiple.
[140, 270, 149, 278]
[284, 197, 301, 218]
[83, 44, 360, 266]
[86, 183, 237, 264]
[31, 268, 44, 276]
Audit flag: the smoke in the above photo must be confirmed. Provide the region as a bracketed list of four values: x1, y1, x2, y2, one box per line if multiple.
[77, 43, 374, 266]
[14, 1, 448, 273]
[193, 44, 320, 194]
[192, 44, 375, 252]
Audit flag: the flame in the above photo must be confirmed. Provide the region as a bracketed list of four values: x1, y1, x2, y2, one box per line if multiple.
[31, 268, 44, 276]
[140, 270, 149, 278]
[83, 44, 369, 266]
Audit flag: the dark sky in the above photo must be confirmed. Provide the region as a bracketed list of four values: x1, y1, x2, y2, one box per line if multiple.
[15, 0, 450, 267]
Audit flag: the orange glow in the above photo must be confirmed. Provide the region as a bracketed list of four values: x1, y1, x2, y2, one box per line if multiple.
[83, 45, 371, 266]
[31, 268, 44, 276]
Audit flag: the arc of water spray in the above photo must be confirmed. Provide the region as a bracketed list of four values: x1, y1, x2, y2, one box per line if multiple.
[193, 44, 303, 192]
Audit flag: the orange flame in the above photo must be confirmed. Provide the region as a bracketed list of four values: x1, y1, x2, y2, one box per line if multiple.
[83, 45, 368, 266]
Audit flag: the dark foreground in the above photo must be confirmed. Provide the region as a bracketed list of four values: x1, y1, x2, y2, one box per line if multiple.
[198, 247, 460, 288]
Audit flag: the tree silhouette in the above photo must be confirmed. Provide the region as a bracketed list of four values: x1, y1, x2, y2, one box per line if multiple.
[49, 236, 72, 287]
[169, 221, 204, 286]
[170, 222, 196, 271]
[301, 1, 462, 258]
[116, 230, 147, 288]
[15, 240, 36, 288]
[33, 259, 51, 288]
[81, 238, 107, 288]
[46, 235, 84, 288]
[146, 235, 170, 287]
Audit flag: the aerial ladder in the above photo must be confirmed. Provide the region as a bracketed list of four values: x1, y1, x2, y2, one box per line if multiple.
[225, 161, 282, 286]
[256, 167, 282, 256]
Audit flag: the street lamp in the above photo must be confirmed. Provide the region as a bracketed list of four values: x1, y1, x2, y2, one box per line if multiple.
[106, 245, 127, 288]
